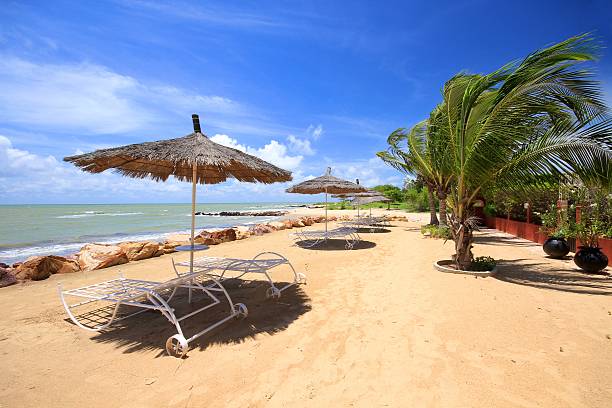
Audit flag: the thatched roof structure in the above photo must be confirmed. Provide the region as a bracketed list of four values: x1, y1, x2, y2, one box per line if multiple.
[286, 168, 367, 195]
[64, 123, 292, 185]
[332, 190, 381, 199]
[351, 195, 391, 205]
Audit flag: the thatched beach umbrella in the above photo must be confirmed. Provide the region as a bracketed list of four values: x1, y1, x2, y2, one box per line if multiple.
[332, 190, 380, 198]
[64, 114, 292, 272]
[351, 195, 391, 216]
[332, 190, 381, 218]
[286, 168, 366, 231]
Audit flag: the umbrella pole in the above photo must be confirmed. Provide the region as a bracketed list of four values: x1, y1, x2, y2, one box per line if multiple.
[190, 164, 197, 274]
[325, 187, 328, 233]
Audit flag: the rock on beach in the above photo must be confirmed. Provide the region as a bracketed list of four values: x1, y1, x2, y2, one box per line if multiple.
[119, 241, 161, 261]
[14, 255, 80, 281]
[78, 244, 129, 271]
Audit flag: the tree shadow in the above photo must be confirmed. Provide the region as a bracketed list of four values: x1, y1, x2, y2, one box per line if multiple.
[74, 281, 311, 357]
[493, 260, 611, 296]
[295, 239, 376, 250]
[543, 255, 573, 261]
[353, 227, 391, 234]
[404, 227, 423, 233]
[473, 233, 541, 248]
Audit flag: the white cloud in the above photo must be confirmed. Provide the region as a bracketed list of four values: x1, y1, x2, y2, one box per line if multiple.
[208, 134, 248, 152]
[2, 135, 389, 203]
[0, 135, 60, 177]
[119, 0, 289, 30]
[287, 134, 315, 155]
[0, 135, 186, 201]
[255, 140, 303, 170]
[210, 133, 303, 170]
[0, 57, 244, 135]
[323, 157, 402, 188]
[306, 124, 324, 140]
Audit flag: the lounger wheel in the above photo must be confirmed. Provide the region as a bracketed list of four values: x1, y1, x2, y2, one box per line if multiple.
[345, 242, 354, 250]
[265, 286, 282, 299]
[297, 273, 307, 284]
[166, 334, 189, 358]
[235, 303, 248, 318]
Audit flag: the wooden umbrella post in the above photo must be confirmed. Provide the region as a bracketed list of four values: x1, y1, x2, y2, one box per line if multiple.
[190, 164, 197, 274]
[189, 114, 202, 274]
[356, 179, 360, 219]
[325, 186, 328, 233]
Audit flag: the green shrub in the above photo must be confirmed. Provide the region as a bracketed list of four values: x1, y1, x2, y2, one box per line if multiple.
[421, 224, 451, 239]
[483, 203, 496, 217]
[470, 256, 496, 271]
[404, 187, 429, 212]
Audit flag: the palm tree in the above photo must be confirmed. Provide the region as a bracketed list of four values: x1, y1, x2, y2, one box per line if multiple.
[378, 107, 454, 226]
[439, 34, 611, 269]
[407, 106, 455, 226]
[377, 127, 440, 225]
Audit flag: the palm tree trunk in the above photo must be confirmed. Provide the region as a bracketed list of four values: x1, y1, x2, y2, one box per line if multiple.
[453, 220, 474, 270]
[427, 185, 439, 225]
[438, 192, 447, 227]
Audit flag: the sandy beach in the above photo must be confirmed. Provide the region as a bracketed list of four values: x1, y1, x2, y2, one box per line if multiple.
[1, 209, 611, 407]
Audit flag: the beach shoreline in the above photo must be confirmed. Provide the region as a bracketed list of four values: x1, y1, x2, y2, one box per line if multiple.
[0, 203, 317, 265]
[0, 207, 410, 282]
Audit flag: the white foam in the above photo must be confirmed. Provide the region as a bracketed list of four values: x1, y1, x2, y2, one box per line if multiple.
[2, 207, 287, 263]
[0, 231, 173, 263]
[56, 212, 144, 219]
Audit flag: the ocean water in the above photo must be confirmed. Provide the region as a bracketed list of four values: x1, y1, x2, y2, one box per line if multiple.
[0, 203, 303, 264]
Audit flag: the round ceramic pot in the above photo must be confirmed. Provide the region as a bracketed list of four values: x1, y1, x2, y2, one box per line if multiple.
[573, 246, 608, 273]
[542, 237, 570, 258]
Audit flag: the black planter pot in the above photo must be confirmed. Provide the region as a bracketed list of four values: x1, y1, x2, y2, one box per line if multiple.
[542, 237, 570, 259]
[573, 246, 608, 273]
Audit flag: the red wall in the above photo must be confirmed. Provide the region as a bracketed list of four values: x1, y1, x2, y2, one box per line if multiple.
[486, 216, 611, 266]
[599, 238, 612, 266]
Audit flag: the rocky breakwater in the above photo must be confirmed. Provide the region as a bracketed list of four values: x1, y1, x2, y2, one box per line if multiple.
[0, 213, 413, 286]
[10, 255, 80, 282]
[78, 243, 130, 271]
[194, 210, 288, 217]
[195, 228, 237, 245]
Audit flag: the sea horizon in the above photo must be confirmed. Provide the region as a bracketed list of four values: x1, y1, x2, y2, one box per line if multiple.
[0, 201, 313, 206]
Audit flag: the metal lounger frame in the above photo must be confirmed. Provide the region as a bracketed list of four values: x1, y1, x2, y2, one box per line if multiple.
[58, 272, 247, 358]
[173, 252, 306, 300]
[339, 216, 390, 231]
[291, 227, 360, 249]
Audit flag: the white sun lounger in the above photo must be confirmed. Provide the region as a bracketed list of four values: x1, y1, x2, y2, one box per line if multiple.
[174, 252, 306, 299]
[339, 215, 390, 231]
[58, 271, 247, 358]
[291, 226, 360, 249]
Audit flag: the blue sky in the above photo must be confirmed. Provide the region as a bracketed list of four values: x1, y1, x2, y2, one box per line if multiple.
[1, 0, 611, 204]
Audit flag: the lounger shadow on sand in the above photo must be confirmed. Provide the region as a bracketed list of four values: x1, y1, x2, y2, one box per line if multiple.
[66, 281, 311, 357]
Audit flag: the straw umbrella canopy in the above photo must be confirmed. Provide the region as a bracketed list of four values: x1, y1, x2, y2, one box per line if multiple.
[351, 195, 391, 216]
[285, 167, 366, 231]
[332, 190, 381, 217]
[351, 195, 391, 204]
[332, 190, 380, 199]
[64, 114, 292, 272]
